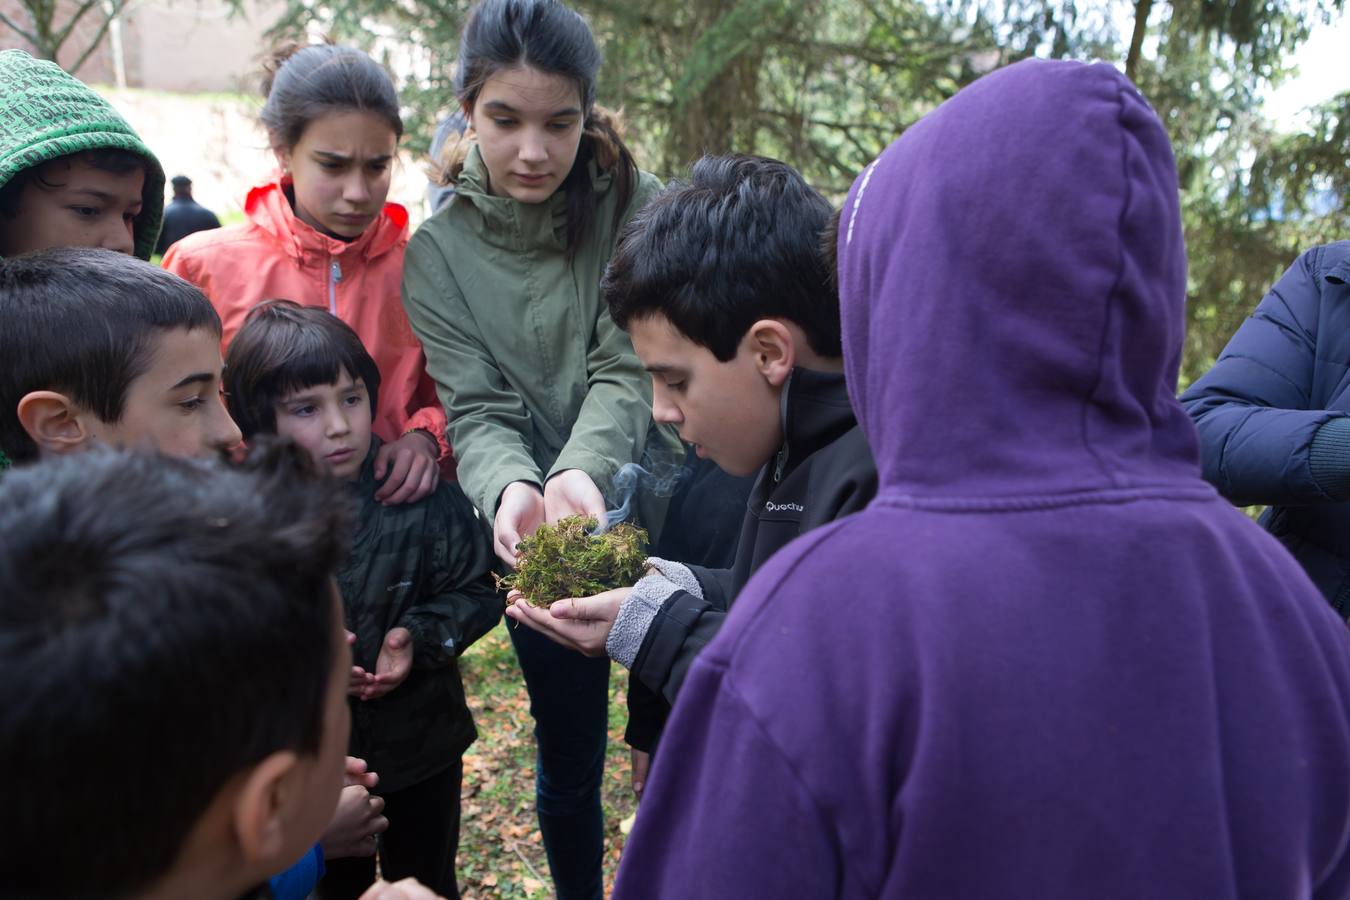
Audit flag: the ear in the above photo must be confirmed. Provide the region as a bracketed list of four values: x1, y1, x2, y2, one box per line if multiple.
[231, 750, 301, 868]
[746, 319, 796, 388]
[272, 144, 292, 175]
[16, 391, 94, 455]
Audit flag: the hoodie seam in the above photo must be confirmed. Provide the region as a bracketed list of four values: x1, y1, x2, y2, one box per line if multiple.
[1078, 80, 1138, 490]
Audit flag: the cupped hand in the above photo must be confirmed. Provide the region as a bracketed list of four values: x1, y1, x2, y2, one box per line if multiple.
[503, 587, 630, 657]
[360, 627, 412, 701]
[321, 784, 388, 859]
[494, 481, 545, 567]
[543, 468, 606, 526]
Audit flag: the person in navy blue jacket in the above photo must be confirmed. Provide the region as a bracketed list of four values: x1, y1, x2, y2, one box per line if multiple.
[1181, 241, 1350, 613]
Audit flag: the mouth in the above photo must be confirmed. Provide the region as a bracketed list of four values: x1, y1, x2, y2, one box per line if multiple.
[513, 172, 550, 186]
[326, 448, 356, 463]
[333, 213, 371, 226]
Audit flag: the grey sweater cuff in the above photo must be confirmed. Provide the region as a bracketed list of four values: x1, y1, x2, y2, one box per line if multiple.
[1310, 417, 1350, 500]
[606, 558, 702, 668]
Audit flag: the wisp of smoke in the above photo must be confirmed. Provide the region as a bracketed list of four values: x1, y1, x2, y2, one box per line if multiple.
[592, 453, 691, 534]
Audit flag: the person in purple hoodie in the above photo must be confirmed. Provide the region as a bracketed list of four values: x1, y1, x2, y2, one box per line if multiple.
[613, 58, 1350, 898]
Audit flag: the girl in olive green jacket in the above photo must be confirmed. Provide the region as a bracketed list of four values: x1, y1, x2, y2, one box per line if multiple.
[400, 2, 677, 897]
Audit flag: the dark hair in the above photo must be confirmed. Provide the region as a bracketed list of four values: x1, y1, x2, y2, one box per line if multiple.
[0, 247, 221, 463]
[225, 299, 382, 439]
[0, 148, 151, 218]
[261, 42, 403, 149]
[456, 0, 637, 260]
[0, 440, 350, 899]
[603, 154, 842, 362]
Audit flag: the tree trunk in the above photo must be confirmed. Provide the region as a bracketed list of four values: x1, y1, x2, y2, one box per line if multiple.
[1125, 0, 1153, 83]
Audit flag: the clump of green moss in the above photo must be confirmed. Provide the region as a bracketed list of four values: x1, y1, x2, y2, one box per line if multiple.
[496, 515, 648, 607]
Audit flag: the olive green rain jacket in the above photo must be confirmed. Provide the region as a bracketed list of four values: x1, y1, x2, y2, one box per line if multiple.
[402, 145, 681, 529]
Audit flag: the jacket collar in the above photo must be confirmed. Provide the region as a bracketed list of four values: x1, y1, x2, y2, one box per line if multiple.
[771, 367, 856, 483]
[244, 176, 408, 264]
[451, 143, 611, 252]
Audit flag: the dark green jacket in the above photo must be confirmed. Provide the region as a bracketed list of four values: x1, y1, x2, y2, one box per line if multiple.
[338, 438, 502, 793]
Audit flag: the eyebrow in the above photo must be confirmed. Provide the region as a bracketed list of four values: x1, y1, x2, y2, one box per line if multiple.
[482, 99, 583, 118]
[644, 364, 686, 375]
[68, 189, 139, 205]
[281, 380, 364, 404]
[170, 372, 215, 390]
[312, 150, 394, 164]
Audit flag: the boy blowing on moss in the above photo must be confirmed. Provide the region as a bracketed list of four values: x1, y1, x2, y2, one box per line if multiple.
[507, 154, 878, 789]
[225, 300, 501, 900]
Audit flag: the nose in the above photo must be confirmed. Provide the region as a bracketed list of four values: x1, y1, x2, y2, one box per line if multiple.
[343, 172, 371, 205]
[518, 128, 548, 164]
[211, 400, 244, 454]
[105, 218, 135, 255]
[324, 403, 352, 439]
[651, 382, 682, 426]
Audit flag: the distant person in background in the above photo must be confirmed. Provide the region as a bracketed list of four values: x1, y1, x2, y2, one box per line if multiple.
[155, 174, 221, 255]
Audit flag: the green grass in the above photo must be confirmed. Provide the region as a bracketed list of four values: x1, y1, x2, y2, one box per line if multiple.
[456, 621, 638, 899]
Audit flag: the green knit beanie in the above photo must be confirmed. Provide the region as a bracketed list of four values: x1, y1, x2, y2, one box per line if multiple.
[0, 50, 165, 260]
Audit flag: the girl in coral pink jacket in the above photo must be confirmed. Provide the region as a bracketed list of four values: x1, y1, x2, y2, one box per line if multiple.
[164, 44, 449, 503]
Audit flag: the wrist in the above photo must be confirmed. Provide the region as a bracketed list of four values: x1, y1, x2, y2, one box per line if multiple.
[404, 427, 439, 455]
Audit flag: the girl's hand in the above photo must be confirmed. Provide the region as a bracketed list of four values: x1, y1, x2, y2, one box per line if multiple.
[373, 431, 439, 505]
[543, 468, 606, 525]
[495, 481, 545, 567]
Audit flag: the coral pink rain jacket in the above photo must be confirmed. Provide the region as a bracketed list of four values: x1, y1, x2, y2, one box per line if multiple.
[163, 179, 450, 463]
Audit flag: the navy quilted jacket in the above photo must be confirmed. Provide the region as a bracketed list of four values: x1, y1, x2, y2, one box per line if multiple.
[1182, 241, 1350, 612]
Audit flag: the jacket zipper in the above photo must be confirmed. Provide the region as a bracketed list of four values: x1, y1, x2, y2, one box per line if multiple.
[328, 257, 342, 314]
[773, 370, 796, 483]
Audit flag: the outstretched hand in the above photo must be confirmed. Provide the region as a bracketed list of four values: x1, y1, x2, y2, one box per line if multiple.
[504, 587, 630, 657]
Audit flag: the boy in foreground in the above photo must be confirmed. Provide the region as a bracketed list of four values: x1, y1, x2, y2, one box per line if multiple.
[0, 443, 352, 900]
[507, 155, 877, 772]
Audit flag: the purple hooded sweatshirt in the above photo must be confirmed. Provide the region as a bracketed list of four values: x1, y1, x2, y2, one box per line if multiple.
[613, 60, 1350, 898]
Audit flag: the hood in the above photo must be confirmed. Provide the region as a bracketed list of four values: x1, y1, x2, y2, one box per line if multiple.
[244, 177, 408, 264]
[0, 50, 165, 260]
[838, 59, 1198, 500]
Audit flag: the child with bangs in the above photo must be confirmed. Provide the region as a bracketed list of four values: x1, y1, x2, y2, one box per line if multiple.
[224, 299, 501, 900]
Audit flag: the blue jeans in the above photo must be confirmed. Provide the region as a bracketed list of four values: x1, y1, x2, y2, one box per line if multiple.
[509, 622, 610, 900]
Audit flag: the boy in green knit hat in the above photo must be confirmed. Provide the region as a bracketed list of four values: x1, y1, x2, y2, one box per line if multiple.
[0, 49, 164, 261]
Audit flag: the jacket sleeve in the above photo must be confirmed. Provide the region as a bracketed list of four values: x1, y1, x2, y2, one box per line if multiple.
[613, 659, 837, 899]
[401, 361, 454, 465]
[1180, 245, 1350, 506]
[399, 484, 503, 669]
[402, 228, 544, 517]
[629, 566, 735, 707]
[549, 173, 665, 491]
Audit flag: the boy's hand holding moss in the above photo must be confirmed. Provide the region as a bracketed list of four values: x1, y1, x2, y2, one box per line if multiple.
[358, 627, 413, 700]
[543, 468, 607, 524]
[506, 587, 630, 656]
